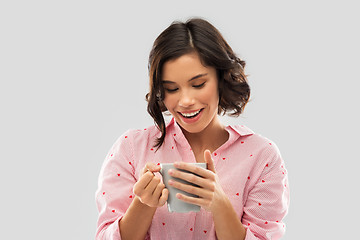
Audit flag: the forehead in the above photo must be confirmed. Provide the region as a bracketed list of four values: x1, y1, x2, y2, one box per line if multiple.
[162, 52, 216, 81]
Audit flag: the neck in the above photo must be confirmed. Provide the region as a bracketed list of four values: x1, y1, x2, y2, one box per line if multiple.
[180, 116, 229, 154]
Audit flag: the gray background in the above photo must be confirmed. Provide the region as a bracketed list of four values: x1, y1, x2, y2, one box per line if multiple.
[1, 0, 359, 239]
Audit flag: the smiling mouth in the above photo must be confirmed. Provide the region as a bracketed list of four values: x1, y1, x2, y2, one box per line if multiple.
[179, 109, 204, 118]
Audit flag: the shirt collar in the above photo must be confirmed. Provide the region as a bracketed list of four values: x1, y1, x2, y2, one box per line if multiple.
[166, 117, 254, 139]
[227, 124, 254, 137]
[165, 117, 254, 153]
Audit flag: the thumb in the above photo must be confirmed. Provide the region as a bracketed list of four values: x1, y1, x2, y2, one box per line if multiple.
[204, 149, 216, 173]
[142, 162, 161, 174]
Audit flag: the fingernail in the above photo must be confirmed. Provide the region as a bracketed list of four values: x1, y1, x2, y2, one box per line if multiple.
[168, 169, 174, 175]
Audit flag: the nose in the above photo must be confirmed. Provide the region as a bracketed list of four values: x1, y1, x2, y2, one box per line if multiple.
[178, 90, 195, 108]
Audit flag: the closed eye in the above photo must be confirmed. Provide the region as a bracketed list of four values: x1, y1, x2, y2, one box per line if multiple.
[193, 82, 206, 88]
[165, 88, 179, 93]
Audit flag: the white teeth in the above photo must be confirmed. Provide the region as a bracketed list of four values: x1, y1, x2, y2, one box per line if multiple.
[180, 109, 201, 118]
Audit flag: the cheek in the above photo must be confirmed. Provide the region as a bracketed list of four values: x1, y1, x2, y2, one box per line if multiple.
[200, 84, 219, 106]
[163, 94, 176, 111]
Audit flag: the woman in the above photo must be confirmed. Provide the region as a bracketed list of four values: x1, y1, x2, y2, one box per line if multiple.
[96, 18, 289, 240]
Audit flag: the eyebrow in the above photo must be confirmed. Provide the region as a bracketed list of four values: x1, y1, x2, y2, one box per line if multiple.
[162, 73, 208, 84]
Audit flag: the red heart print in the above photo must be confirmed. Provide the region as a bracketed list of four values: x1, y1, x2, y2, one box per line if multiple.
[247, 223, 250, 226]
[250, 154, 253, 157]
[144, 128, 147, 130]
[276, 221, 279, 223]
[222, 157, 226, 160]
[236, 193, 239, 196]
[125, 136, 128, 138]
[117, 173, 120, 176]
[150, 148, 154, 151]
[173, 134, 176, 136]
[129, 195, 133, 198]
[214, 153, 217, 156]
[162, 222, 165, 226]
[241, 141, 244, 144]
[172, 146, 174, 149]
[204, 230, 207, 234]
[110, 154, 113, 157]
[265, 164, 269, 167]
[258, 203, 262, 206]
[190, 228, 193, 231]
[112, 210, 115, 213]
[157, 163, 160, 166]
[247, 176, 250, 180]
[262, 180, 265, 183]
[265, 221, 268, 224]
[102, 192, 105, 195]
[269, 142, 272, 145]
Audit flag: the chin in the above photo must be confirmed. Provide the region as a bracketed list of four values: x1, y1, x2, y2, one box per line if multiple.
[180, 124, 206, 134]
[175, 116, 210, 134]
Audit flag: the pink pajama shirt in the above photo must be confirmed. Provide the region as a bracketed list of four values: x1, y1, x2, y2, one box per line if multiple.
[95, 118, 290, 239]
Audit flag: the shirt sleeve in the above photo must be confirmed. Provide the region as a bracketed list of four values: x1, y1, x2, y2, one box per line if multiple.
[95, 130, 137, 240]
[242, 143, 290, 240]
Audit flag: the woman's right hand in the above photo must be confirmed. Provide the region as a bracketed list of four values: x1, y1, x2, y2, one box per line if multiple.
[133, 162, 169, 208]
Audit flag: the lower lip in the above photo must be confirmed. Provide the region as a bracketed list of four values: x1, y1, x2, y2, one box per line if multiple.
[178, 109, 204, 124]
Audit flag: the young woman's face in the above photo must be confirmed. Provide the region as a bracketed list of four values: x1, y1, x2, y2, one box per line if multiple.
[162, 52, 220, 134]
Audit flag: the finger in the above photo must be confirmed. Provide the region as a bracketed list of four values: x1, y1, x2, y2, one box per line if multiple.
[134, 171, 156, 193]
[176, 192, 210, 207]
[168, 169, 214, 190]
[204, 149, 216, 173]
[173, 162, 214, 180]
[158, 188, 169, 206]
[144, 176, 161, 194]
[152, 182, 165, 199]
[142, 162, 161, 174]
[169, 179, 213, 199]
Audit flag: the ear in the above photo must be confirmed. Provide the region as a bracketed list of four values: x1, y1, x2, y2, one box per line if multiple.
[204, 149, 216, 173]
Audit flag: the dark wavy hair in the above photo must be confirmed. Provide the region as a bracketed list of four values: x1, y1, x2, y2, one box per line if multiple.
[146, 17, 250, 150]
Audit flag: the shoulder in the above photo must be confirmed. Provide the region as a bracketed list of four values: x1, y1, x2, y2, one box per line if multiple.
[230, 125, 285, 180]
[231, 124, 282, 157]
[112, 124, 160, 149]
[104, 124, 160, 165]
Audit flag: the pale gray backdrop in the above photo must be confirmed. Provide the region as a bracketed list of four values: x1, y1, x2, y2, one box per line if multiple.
[1, 0, 359, 239]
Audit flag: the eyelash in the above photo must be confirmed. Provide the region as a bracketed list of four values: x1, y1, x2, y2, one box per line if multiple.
[165, 88, 178, 92]
[165, 82, 206, 93]
[194, 82, 205, 88]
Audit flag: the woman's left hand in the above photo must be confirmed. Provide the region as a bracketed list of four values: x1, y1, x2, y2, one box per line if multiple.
[168, 149, 228, 213]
